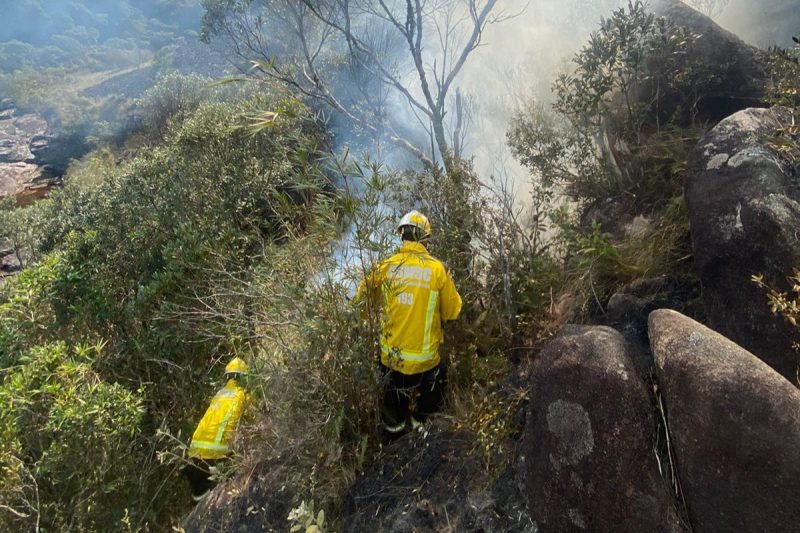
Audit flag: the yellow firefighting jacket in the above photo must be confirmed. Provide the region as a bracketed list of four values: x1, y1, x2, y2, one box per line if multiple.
[358, 241, 462, 375]
[188, 379, 250, 460]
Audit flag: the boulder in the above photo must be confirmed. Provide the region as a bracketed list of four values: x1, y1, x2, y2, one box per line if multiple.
[648, 0, 769, 125]
[603, 275, 703, 364]
[0, 243, 20, 278]
[521, 325, 684, 532]
[649, 309, 800, 532]
[684, 106, 800, 380]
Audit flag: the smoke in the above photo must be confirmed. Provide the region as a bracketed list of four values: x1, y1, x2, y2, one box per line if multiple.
[715, 0, 800, 47]
[447, 0, 799, 193]
[447, 0, 626, 193]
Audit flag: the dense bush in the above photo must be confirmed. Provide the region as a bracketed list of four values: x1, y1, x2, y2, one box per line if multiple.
[505, 1, 708, 317]
[508, 0, 706, 207]
[0, 89, 333, 530]
[0, 342, 145, 531]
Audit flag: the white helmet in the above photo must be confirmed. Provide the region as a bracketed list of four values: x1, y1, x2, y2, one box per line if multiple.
[397, 210, 432, 240]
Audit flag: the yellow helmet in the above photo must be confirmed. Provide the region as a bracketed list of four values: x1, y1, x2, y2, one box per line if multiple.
[397, 210, 432, 240]
[225, 357, 249, 375]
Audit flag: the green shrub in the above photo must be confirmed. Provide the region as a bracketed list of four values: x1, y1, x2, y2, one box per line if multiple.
[508, 1, 706, 207]
[0, 342, 146, 532]
[0, 91, 334, 530]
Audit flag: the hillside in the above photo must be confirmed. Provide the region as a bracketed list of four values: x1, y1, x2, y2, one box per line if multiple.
[1, 1, 800, 532]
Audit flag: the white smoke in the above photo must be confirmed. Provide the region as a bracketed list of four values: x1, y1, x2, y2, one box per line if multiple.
[715, 0, 800, 47]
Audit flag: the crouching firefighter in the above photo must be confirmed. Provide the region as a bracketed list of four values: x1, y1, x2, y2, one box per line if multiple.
[357, 210, 462, 436]
[184, 357, 251, 501]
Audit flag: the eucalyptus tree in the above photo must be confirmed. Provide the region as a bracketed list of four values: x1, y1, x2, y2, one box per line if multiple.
[201, 0, 505, 172]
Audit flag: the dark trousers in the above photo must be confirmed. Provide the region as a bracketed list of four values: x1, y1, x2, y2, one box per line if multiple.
[381, 363, 446, 430]
[184, 457, 222, 499]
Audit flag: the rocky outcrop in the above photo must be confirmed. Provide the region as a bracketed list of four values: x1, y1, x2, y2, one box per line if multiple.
[0, 161, 57, 206]
[684, 106, 800, 380]
[0, 109, 48, 163]
[603, 275, 703, 365]
[0, 240, 20, 278]
[0, 100, 60, 205]
[649, 309, 800, 532]
[521, 326, 684, 532]
[649, 0, 769, 125]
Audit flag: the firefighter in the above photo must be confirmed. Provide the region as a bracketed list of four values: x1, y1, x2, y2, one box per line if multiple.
[184, 357, 251, 501]
[357, 210, 462, 436]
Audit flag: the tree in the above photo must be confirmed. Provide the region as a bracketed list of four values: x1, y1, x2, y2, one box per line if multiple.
[201, 0, 504, 172]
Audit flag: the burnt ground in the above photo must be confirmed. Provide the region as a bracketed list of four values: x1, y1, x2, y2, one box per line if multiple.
[342, 429, 535, 533]
[183, 459, 295, 533]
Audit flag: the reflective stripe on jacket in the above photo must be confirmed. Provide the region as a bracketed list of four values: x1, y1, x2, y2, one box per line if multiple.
[357, 241, 462, 375]
[188, 380, 249, 460]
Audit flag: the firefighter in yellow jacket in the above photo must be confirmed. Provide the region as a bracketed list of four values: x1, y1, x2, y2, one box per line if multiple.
[358, 210, 462, 435]
[185, 357, 251, 501]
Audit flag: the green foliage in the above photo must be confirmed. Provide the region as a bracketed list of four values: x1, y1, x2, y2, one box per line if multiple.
[508, 99, 609, 199]
[288, 500, 326, 533]
[0, 90, 333, 530]
[0, 342, 145, 531]
[768, 38, 800, 144]
[753, 269, 800, 352]
[768, 47, 800, 111]
[136, 72, 229, 141]
[509, 1, 707, 206]
[557, 195, 691, 316]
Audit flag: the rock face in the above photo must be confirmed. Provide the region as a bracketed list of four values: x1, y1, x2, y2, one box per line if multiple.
[521, 326, 683, 532]
[684, 106, 800, 380]
[649, 0, 769, 125]
[0, 161, 57, 206]
[0, 100, 60, 205]
[0, 111, 48, 163]
[649, 309, 800, 532]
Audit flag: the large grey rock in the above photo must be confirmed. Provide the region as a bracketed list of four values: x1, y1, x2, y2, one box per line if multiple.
[0, 241, 20, 278]
[521, 326, 684, 532]
[603, 275, 703, 365]
[684, 106, 800, 380]
[649, 309, 800, 532]
[648, 0, 769, 125]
